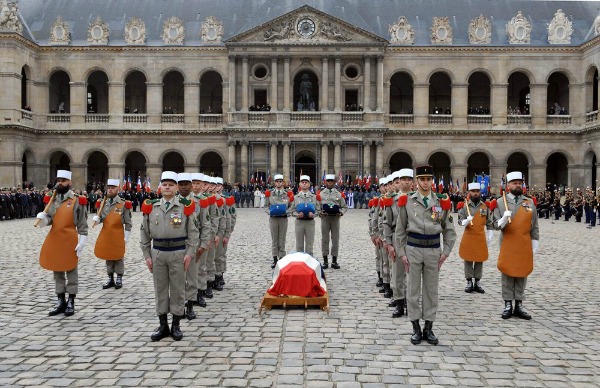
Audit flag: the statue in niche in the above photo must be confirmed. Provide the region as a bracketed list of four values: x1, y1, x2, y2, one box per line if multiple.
[298, 73, 314, 111]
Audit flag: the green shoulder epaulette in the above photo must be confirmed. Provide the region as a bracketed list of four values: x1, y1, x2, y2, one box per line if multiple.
[178, 196, 191, 206]
[436, 193, 448, 199]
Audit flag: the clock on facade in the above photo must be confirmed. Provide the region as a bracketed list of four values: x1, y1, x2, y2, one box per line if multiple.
[297, 18, 316, 37]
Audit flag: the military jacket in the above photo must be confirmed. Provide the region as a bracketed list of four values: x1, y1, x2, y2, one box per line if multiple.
[317, 187, 347, 215]
[457, 200, 493, 231]
[185, 193, 211, 249]
[493, 194, 539, 243]
[47, 190, 88, 236]
[97, 196, 132, 231]
[292, 190, 317, 219]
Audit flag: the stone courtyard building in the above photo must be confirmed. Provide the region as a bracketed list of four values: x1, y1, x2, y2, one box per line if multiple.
[1, 0, 600, 192]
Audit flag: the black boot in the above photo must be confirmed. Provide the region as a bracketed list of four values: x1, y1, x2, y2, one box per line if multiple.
[185, 301, 196, 320]
[501, 300, 513, 319]
[423, 321, 439, 345]
[196, 290, 207, 307]
[473, 279, 485, 294]
[204, 283, 214, 299]
[48, 293, 67, 316]
[151, 315, 170, 341]
[464, 278, 473, 293]
[375, 271, 383, 287]
[115, 275, 123, 289]
[217, 273, 225, 287]
[322, 256, 329, 269]
[392, 299, 405, 318]
[388, 299, 400, 307]
[331, 256, 340, 269]
[383, 283, 393, 298]
[513, 301, 532, 320]
[212, 275, 224, 291]
[64, 294, 75, 316]
[271, 256, 278, 269]
[102, 274, 115, 289]
[410, 320, 422, 344]
[171, 315, 183, 341]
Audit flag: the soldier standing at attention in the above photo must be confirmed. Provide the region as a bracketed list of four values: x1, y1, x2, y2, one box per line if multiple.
[93, 178, 133, 290]
[368, 181, 383, 287]
[457, 182, 494, 294]
[317, 174, 347, 269]
[191, 173, 212, 308]
[265, 174, 293, 268]
[394, 165, 456, 345]
[37, 170, 88, 317]
[214, 177, 236, 288]
[197, 174, 219, 301]
[205, 177, 226, 292]
[377, 175, 394, 297]
[494, 171, 539, 320]
[140, 171, 199, 341]
[292, 175, 317, 256]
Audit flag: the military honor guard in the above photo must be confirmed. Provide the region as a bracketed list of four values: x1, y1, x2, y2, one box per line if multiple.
[196, 174, 218, 301]
[292, 175, 317, 256]
[140, 171, 199, 341]
[456, 182, 494, 294]
[265, 174, 293, 268]
[214, 177, 236, 288]
[206, 177, 226, 292]
[92, 179, 133, 290]
[191, 173, 212, 308]
[36, 170, 88, 316]
[368, 183, 383, 286]
[493, 171, 539, 320]
[394, 165, 456, 345]
[377, 175, 393, 297]
[317, 174, 347, 269]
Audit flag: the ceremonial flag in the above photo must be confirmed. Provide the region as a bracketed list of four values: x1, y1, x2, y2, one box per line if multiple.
[432, 176, 437, 193]
[267, 169, 271, 184]
[366, 174, 372, 189]
[268, 252, 327, 298]
[122, 175, 127, 191]
[448, 178, 453, 193]
[500, 174, 505, 195]
[322, 170, 326, 184]
[338, 170, 343, 186]
[523, 176, 527, 194]
[136, 176, 142, 192]
[462, 177, 467, 192]
[438, 175, 444, 193]
[145, 177, 151, 193]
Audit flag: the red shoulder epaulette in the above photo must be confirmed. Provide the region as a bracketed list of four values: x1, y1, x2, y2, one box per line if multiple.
[531, 197, 538, 206]
[216, 198, 225, 208]
[489, 198, 498, 211]
[141, 199, 154, 215]
[382, 196, 393, 207]
[288, 193, 294, 203]
[95, 198, 102, 209]
[287, 190, 294, 198]
[265, 190, 271, 198]
[368, 198, 374, 208]
[316, 190, 321, 196]
[43, 193, 52, 204]
[225, 196, 235, 206]
[183, 201, 195, 217]
[208, 195, 216, 205]
[200, 198, 209, 208]
[397, 194, 408, 207]
[440, 195, 451, 211]
[484, 200, 491, 209]
[378, 198, 384, 208]
[341, 192, 346, 199]
[457, 202, 465, 210]
[124, 200, 132, 209]
[78, 195, 88, 206]
[316, 193, 321, 201]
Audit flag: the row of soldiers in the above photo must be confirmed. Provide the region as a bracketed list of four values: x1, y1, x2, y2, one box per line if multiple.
[533, 188, 599, 226]
[368, 167, 539, 345]
[36, 170, 236, 342]
[0, 188, 45, 220]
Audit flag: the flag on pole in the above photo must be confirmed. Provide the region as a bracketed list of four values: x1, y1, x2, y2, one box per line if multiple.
[438, 175, 444, 193]
[145, 177, 151, 193]
[338, 170, 343, 186]
[136, 176, 142, 192]
[267, 169, 271, 184]
[462, 177, 467, 193]
[322, 170, 326, 184]
[522, 176, 527, 194]
[500, 174, 505, 195]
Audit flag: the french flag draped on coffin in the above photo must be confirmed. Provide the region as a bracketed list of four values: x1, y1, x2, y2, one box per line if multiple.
[268, 252, 327, 298]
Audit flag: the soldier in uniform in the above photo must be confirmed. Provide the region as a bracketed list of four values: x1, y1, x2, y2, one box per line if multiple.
[317, 174, 347, 269]
[92, 179, 133, 290]
[457, 182, 494, 294]
[140, 171, 199, 341]
[197, 175, 221, 300]
[376, 175, 394, 297]
[36, 170, 88, 317]
[368, 181, 383, 287]
[265, 174, 293, 268]
[394, 165, 456, 345]
[206, 177, 226, 292]
[493, 171, 539, 320]
[214, 177, 236, 288]
[292, 175, 317, 256]
[191, 173, 212, 308]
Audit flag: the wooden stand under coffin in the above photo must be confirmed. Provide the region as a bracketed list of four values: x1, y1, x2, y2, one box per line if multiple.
[258, 291, 330, 316]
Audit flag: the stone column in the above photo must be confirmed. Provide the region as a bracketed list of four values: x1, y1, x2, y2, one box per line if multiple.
[363, 140, 372, 176]
[228, 56, 236, 111]
[333, 140, 342, 175]
[240, 140, 249, 184]
[529, 164, 546, 189]
[334, 57, 341, 111]
[491, 83, 508, 125]
[69, 81, 86, 121]
[321, 141, 329, 175]
[36, 81, 49, 116]
[529, 83, 548, 126]
[282, 141, 290, 183]
[108, 82, 124, 122]
[377, 56, 384, 112]
[227, 140, 236, 183]
[489, 164, 507, 196]
[375, 140, 384, 177]
[146, 82, 162, 123]
[363, 56, 371, 112]
[70, 163, 86, 189]
[413, 83, 429, 126]
[146, 163, 162, 191]
[569, 83, 584, 126]
[107, 163, 125, 181]
[270, 57, 278, 110]
[283, 57, 291, 111]
[184, 82, 199, 120]
[269, 140, 278, 174]
[451, 164, 468, 192]
[242, 56, 249, 111]
[451, 83, 468, 126]
[321, 57, 329, 111]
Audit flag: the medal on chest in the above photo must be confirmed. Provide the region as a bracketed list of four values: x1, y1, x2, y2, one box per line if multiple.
[479, 207, 486, 216]
[522, 202, 532, 211]
[170, 212, 182, 227]
[114, 206, 123, 215]
[66, 199, 73, 208]
[431, 206, 442, 223]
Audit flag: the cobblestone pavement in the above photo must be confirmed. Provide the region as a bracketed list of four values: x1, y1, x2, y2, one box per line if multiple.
[0, 208, 598, 387]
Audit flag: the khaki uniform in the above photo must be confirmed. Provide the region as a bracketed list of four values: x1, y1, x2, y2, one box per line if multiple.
[266, 189, 292, 258]
[318, 188, 347, 258]
[215, 196, 236, 274]
[140, 197, 199, 316]
[197, 193, 218, 291]
[493, 194, 539, 301]
[368, 197, 382, 275]
[206, 195, 226, 280]
[95, 196, 132, 276]
[292, 190, 317, 256]
[378, 194, 397, 285]
[184, 194, 211, 302]
[457, 200, 493, 280]
[395, 192, 456, 321]
[382, 193, 406, 301]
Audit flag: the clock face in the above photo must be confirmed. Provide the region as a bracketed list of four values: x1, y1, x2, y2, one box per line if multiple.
[297, 18, 316, 38]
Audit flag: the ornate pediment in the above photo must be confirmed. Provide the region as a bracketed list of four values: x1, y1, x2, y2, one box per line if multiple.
[506, 11, 531, 44]
[201, 16, 223, 44]
[595, 15, 600, 36]
[227, 5, 385, 45]
[49, 16, 70, 45]
[88, 16, 109, 44]
[389, 16, 414, 44]
[548, 9, 572, 44]
[124, 17, 146, 45]
[431, 17, 452, 44]
[162, 16, 185, 45]
[469, 15, 491, 44]
[0, 0, 22, 34]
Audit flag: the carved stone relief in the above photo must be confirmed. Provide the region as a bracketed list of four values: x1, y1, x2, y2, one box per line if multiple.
[49, 16, 71, 45]
[319, 20, 351, 41]
[595, 15, 600, 36]
[431, 17, 452, 44]
[87, 16, 109, 44]
[548, 9, 572, 44]
[469, 15, 491, 44]
[162, 16, 185, 44]
[124, 17, 146, 45]
[264, 19, 294, 41]
[201, 16, 223, 44]
[389, 16, 415, 44]
[0, 0, 22, 34]
[506, 11, 531, 44]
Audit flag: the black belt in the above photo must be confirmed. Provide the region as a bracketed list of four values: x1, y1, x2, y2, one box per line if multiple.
[153, 237, 187, 251]
[270, 215, 288, 218]
[407, 232, 440, 248]
[296, 217, 314, 221]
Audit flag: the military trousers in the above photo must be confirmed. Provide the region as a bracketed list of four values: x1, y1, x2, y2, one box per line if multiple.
[270, 217, 288, 258]
[295, 219, 315, 256]
[390, 242, 406, 300]
[374, 245, 381, 274]
[197, 248, 210, 291]
[106, 259, 124, 275]
[464, 261, 483, 280]
[206, 245, 217, 278]
[54, 267, 78, 294]
[501, 274, 527, 301]
[151, 248, 185, 316]
[320, 215, 341, 258]
[215, 239, 227, 273]
[185, 252, 201, 301]
[379, 245, 390, 283]
[406, 245, 441, 322]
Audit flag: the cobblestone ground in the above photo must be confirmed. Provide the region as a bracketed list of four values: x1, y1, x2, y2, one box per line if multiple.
[0, 208, 599, 387]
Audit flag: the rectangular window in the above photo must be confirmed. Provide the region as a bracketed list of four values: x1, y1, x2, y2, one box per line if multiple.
[344, 89, 359, 111]
[253, 89, 267, 109]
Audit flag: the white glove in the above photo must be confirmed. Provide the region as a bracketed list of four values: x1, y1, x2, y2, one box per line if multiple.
[486, 229, 494, 243]
[124, 230, 131, 243]
[92, 215, 100, 223]
[36, 212, 49, 227]
[497, 210, 513, 228]
[532, 239, 539, 254]
[75, 235, 88, 258]
[460, 216, 474, 226]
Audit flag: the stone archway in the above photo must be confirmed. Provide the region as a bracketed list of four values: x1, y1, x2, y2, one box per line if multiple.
[546, 152, 569, 190]
[200, 151, 223, 178]
[49, 151, 71, 183]
[428, 152, 451, 183]
[467, 152, 490, 182]
[294, 153, 317, 185]
[162, 151, 185, 173]
[124, 151, 147, 180]
[293, 70, 319, 111]
[87, 151, 108, 187]
[389, 151, 413, 172]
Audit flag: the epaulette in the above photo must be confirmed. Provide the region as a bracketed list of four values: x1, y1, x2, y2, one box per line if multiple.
[287, 190, 294, 202]
[527, 196, 538, 207]
[438, 194, 451, 210]
[200, 197, 209, 208]
[183, 200, 195, 217]
[178, 196, 192, 206]
[225, 196, 235, 206]
[378, 198, 384, 208]
[397, 193, 408, 207]
[489, 199, 498, 211]
[381, 196, 393, 207]
[43, 192, 53, 204]
[265, 190, 271, 198]
[124, 200, 133, 209]
[457, 201, 465, 210]
[78, 195, 88, 205]
[341, 192, 346, 199]
[316, 192, 321, 201]
[141, 199, 159, 215]
[216, 197, 225, 208]
[95, 198, 102, 209]
[207, 195, 216, 205]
